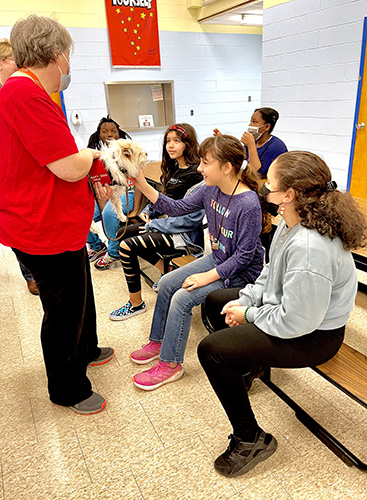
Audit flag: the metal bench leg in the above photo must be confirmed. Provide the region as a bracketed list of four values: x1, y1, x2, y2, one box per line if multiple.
[260, 369, 367, 471]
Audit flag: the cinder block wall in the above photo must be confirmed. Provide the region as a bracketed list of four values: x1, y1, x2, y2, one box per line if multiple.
[66, 28, 262, 158]
[0, 1, 262, 161]
[262, 0, 367, 188]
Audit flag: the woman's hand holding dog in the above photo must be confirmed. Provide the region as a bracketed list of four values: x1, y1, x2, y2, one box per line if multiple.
[94, 181, 112, 210]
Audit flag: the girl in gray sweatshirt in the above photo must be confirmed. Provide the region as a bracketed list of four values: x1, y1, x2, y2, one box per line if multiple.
[198, 150, 367, 479]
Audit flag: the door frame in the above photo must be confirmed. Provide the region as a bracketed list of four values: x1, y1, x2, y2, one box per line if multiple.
[347, 16, 367, 191]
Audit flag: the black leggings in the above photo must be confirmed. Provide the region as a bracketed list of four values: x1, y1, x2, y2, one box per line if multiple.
[119, 223, 185, 294]
[198, 288, 345, 440]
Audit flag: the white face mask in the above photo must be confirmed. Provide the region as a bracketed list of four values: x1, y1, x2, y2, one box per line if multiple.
[57, 52, 71, 92]
[247, 125, 266, 141]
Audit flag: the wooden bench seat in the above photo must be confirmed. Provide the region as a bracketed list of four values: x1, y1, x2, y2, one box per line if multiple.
[171, 254, 197, 269]
[261, 343, 367, 471]
[314, 343, 367, 408]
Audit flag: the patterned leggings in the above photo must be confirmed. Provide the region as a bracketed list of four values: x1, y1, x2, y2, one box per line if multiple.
[119, 223, 185, 293]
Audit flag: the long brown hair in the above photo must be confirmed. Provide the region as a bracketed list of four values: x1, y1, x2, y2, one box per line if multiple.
[160, 123, 200, 194]
[274, 151, 367, 250]
[198, 135, 259, 194]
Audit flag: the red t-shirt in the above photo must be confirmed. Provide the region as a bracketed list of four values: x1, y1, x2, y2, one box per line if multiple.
[0, 77, 94, 254]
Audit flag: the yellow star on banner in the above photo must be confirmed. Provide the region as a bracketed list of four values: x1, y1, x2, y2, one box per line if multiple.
[134, 52, 137, 56]
[128, 17, 132, 21]
[137, 23, 140, 27]
[130, 41, 135, 46]
[123, 28, 127, 32]
[130, 7, 134, 12]
[133, 29, 137, 34]
[121, 20, 125, 24]
[140, 13, 146, 19]
[116, 8, 120, 14]
[138, 36, 141, 40]
[150, 13, 153, 17]
[137, 46, 141, 51]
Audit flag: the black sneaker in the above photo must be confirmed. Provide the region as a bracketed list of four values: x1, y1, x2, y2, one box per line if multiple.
[214, 431, 277, 478]
[69, 392, 106, 415]
[109, 301, 147, 321]
[88, 347, 115, 366]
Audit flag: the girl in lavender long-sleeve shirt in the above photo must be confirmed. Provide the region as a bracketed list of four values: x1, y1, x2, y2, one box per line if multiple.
[129, 135, 264, 391]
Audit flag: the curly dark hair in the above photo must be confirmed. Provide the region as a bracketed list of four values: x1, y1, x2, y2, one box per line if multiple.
[87, 116, 131, 150]
[160, 123, 200, 194]
[274, 151, 367, 250]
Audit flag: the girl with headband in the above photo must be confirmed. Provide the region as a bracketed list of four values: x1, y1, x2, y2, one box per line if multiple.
[109, 123, 203, 321]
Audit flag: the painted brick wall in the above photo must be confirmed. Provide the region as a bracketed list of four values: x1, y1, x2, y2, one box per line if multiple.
[262, 0, 366, 188]
[0, 24, 262, 161]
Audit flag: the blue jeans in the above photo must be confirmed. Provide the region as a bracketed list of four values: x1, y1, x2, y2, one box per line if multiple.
[149, 254, 247, 364]
[87, 193, 134, 258]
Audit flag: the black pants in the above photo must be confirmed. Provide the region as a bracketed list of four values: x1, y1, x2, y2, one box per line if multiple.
[119, 223, 185, 294]
[198, 289, 345, 439]
[13, 247, 100, 406]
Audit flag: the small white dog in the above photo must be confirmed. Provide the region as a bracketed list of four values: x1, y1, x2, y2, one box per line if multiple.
[100, 138, 147, 222]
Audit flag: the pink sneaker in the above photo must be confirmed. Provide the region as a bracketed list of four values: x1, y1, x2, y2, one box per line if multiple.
[130, 341, 161, 365]
[133, 360, 184, 391]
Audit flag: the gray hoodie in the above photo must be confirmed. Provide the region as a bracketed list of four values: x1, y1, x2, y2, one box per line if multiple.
[239, 218, 357, 338]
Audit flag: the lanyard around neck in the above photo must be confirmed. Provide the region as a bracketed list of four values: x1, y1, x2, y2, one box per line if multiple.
[212, 179, 240, 249]
[18, 68, 46, 92]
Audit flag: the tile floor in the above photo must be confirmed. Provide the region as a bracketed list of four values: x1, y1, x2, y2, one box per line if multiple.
[1, 243, 367, 500]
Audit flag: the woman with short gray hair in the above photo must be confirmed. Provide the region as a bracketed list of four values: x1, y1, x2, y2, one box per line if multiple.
[0, 15, 113, 415]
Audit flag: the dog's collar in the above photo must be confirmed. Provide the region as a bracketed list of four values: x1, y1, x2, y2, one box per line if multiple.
[112, 152, 128, 174]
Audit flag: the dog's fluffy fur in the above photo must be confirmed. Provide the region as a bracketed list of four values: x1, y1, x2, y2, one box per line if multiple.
[99, 139, 146, 222]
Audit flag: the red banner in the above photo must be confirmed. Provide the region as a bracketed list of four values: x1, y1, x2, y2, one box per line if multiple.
[105, 0, 161, 67]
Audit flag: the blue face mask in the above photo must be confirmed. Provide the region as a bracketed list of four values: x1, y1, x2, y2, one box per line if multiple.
[57, 52, 71, 92]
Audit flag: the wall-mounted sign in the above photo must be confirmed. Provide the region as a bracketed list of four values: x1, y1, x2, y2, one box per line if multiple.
[105, 0, 161, 67]
[139, 114, 154, 127]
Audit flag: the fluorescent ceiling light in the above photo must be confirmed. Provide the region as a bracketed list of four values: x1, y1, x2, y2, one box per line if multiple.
[241, 14, 263, 25]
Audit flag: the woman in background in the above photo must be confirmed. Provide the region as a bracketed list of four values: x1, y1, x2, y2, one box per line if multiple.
[0, 38, 17, 87]
[0, 38, 39, 295]
[240, 107, 287, 179]
[214, 107, 287, 179]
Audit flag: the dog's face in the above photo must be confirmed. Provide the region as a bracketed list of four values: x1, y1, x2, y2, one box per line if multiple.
[100, 139, 146, 186]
